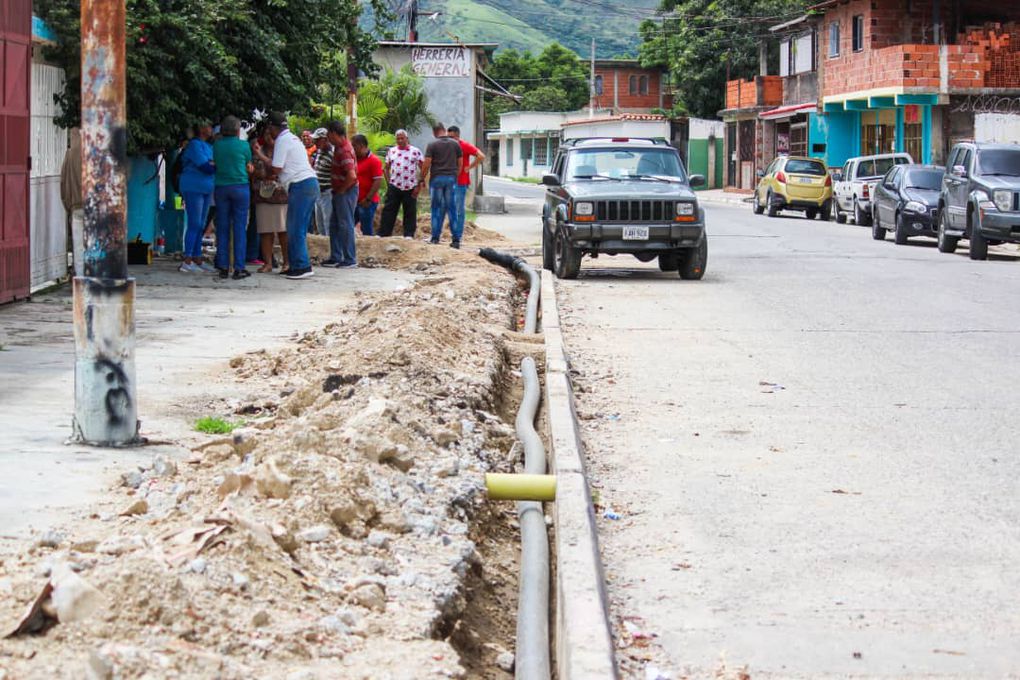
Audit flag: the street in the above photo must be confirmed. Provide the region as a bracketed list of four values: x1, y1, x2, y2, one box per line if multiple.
[542, 201, 1020, 677]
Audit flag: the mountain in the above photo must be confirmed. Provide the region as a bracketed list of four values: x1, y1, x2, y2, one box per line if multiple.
[411, 0, 662, 57]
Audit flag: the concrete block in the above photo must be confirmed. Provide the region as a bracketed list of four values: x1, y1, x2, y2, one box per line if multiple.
[540, 270, 561, 329]
[545, 372, 586, 476]
[473, 194, 506, 214]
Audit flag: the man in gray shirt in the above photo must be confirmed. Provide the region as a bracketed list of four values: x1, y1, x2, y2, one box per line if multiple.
[422, 122, 463, 248]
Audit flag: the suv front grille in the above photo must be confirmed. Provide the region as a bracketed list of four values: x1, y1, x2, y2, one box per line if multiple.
[594, 200, 676, 222]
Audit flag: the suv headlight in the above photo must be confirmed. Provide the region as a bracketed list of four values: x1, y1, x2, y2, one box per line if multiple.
[993, 189, 1013, 212]
[574, 201, 594, 216]
[676, 202, 695, 216]
[904, 201, 927, 213]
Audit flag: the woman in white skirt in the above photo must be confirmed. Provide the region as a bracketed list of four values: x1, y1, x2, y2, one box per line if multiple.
[251, 126, 289, 273]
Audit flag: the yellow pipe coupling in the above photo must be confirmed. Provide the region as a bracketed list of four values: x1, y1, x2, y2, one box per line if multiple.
[485, 473, 557, 502]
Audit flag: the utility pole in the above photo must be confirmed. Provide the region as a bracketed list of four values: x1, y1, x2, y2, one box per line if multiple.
[347, 1, 360, 135]
[74, 0, 139, 446]
[589, 37, 595, 118]
[409, 0, 419, 42]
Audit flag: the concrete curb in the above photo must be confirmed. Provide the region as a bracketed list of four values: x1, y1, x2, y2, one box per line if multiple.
[540, 270, 618, 680]
[697, 191, 752, 207]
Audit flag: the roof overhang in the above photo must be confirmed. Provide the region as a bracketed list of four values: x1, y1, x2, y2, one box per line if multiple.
[759, 102, 816, 120]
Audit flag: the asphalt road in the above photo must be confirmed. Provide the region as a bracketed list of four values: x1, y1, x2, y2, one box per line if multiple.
[482, 174, 547, 201]
[550, 204, 1020, 678]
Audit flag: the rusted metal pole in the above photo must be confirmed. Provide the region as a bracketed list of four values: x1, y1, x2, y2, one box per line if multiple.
[72, 0, 139, 446]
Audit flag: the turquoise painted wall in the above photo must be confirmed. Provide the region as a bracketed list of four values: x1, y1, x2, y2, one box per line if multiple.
[812, 110, 859, 169]
[127, 155, 160, 244]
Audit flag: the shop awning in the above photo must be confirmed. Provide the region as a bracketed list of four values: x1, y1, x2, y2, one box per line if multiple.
[759, 102, 816, 120]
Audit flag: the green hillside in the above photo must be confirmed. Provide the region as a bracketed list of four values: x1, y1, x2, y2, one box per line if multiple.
[414, 0, 661, 56]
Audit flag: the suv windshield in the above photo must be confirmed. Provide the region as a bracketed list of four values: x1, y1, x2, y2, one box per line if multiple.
[786, 159, 827, 176]
[904, 168, 944, 190]
[565, 148, 686, 181]
[977, 149, 1020, 177]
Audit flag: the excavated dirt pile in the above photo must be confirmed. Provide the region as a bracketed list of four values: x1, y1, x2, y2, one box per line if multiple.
[0, 240, 530, 679]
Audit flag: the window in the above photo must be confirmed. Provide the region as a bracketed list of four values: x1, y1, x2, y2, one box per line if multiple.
[959, 150, 973, 176]
[904, 168, 944, 190]
[506, 138, 513, 167]
[639, 75, 649, 96]
[534, 137, 549, 166]
[780, 40, 790, 77]
[564, 148, 686, 180]
[594, 75, 604, 95]
[977, 149, 1020, 176]
[550, 136, 560, 160]
[828, 21, 840, 58]
[629, 75, 638, 95]
[852, 15, 864, 52]
[904, 123, 923, 164]
[789, 123, 807, 157]
[784, 158, 826, 176]
[885, 166, 901, 187]
[521, 137, 533, 161]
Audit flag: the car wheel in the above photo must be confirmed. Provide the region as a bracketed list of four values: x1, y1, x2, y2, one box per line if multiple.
[835, 201, 847, 224]
[969, 212, 989, 261]
[753, 191, 765, 215]
[766, 191, 779, 218]
[820, 202, 832, 221]
[871, 209, 887, 240]
[894, 212, 909, 245]
[937, 209, 958, 254]
[854, 199, 871, 226]
[553, 227, 581, 279]
[806, 208, 818, 220]
[658, 253, 679, 271]
[542, 223, 556, 271]
[679, 238, 708, 280]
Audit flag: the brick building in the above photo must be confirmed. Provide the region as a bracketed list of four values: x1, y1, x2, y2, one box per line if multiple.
[719, 0, 1020, 191]
[589, 59, 673, 113]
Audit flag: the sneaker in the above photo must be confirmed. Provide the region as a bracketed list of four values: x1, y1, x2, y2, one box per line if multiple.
[320, 259, 340, 267]
[450, 241, 461, 250]
[278, 268, 292, 276]
[197, 261, 217, 272]
[178, 262, 199, 273]
[403, 236, 413, 240]
[285, 267, 315, 280]
[233, 269, 251, 280]
[217, 267, 229, 279]
[338, 262, 358, 269]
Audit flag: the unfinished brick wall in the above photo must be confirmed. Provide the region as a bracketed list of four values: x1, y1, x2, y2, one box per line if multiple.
[725, 76, 782, 110]
[959, 23, 1020, 89]
[595, 66, 673, 110]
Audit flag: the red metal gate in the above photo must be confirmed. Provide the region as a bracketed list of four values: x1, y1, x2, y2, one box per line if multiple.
[0, 1, 31, 303]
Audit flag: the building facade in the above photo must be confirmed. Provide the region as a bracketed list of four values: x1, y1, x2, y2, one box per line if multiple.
[590, 59, 674, 113]
[720, 0, 1020, 191]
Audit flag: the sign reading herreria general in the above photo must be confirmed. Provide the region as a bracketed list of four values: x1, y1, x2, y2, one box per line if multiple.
[411, 47, 469, 78]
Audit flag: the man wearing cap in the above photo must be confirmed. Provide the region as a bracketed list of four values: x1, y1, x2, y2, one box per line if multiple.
[256, 111, 319, 279]
[310, 128, 333, 236]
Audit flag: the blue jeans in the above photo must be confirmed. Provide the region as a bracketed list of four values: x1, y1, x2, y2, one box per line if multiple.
[429, 175, 457, 242]
[355, 202, 378, 236]
[330, 185, 359, 265]
[214, 184, 250, 271]
[453, 183, 469, 242]
[286, 178, 318, 271]
[182, 191, 212, 259]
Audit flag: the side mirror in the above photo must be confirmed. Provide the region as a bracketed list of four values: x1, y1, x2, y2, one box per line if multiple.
[755, 169, 765, 179]
[952, 165, 966, 177]
[541, 173, 560, 187]
[689, 174, 706, 188]
[831, 172, 843, 182]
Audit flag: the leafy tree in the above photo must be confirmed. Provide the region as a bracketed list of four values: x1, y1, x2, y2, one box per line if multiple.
[638, 0, 809, 119]
[483, 43, 589, 126]
[35, 0, 389, 153]
[358, 66, 435, 134]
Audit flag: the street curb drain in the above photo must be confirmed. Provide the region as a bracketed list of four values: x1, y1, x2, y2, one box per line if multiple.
[540, 270, 619, 680]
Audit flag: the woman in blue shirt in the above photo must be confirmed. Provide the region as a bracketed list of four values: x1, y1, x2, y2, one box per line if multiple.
[179, 122, 216, 272]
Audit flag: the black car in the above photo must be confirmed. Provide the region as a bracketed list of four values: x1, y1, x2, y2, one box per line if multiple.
[938, 142, 1020, 260]
[541, 138, 707, 280]
[871, 164, 945, 244]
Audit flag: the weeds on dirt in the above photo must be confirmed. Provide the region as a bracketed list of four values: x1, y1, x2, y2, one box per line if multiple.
[193, 416, 240, 434]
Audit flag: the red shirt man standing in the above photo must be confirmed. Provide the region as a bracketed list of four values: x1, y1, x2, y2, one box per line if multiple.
[352, 134, 383, 237]
[447, 125, 486, 238]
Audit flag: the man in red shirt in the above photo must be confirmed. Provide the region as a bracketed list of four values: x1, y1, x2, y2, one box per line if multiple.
[326, 120, 359, 268]
[352, 134, 383, 237]
[448, 125, 486, 239]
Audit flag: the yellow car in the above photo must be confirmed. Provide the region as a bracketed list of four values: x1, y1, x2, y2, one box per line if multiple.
[752, 156, 833, 220]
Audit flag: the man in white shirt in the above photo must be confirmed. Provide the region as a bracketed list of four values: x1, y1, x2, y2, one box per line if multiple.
[262, 111, 319, 279]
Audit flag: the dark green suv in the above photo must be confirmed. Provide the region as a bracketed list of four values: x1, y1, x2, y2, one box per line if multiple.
[541, 138, 707, 279]
[938, 142, 1020, 260]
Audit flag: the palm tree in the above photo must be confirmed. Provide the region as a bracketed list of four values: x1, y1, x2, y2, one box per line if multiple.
[357, 92, 396, 154]
[359, 66, 435, 135]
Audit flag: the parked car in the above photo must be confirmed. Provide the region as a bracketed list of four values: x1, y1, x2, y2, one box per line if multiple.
[541, 138, 707, 280]
[751, 156, 832, 220]
[871, 164, 945, 244]
[832, 153, 913, 225]
[938, 142, 1020, 260]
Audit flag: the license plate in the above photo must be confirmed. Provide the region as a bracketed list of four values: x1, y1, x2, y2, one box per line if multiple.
[797, 177, 814, 184]
[623, 226, 649, 240]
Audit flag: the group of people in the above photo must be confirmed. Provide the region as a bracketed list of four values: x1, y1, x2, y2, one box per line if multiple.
[174, 114, 484, 281]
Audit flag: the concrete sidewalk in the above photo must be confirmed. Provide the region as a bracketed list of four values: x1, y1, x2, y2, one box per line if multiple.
[696, 188, 752, 207]
[0, 258, 413, 542]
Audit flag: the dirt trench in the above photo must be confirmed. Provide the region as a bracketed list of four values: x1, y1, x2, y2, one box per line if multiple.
[0, 236, 539, 679]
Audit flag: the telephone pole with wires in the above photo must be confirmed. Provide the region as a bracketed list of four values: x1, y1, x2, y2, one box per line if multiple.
[589, 37, 596, 118]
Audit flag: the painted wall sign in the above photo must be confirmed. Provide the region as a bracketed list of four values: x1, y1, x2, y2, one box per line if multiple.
[411, 47, 470, 78]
